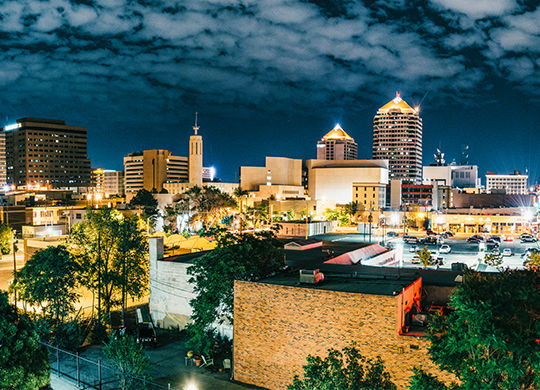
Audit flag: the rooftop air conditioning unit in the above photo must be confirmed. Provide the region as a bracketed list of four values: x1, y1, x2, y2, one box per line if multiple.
[299, 269, 324, 284]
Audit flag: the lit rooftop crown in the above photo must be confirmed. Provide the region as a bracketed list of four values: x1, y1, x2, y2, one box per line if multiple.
[322, 123, 354, 140]
[378, 92, 416, 113]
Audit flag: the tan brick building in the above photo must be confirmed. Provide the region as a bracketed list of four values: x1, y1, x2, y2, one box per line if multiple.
[233, 272, 457, 390]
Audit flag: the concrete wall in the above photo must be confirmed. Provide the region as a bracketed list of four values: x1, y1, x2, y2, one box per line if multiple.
[275, 220, 338, 237]
[149, 237, 195, 329]
[233, 280, 455, 390]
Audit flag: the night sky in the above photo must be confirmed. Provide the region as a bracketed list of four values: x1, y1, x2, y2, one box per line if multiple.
[1, 1, 539, 184]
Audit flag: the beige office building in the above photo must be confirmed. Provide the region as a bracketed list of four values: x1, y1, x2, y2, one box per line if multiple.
[240, 157, 302, 191]
[124, 150, 188, 195]
[0, 132, 6, 190]
[486, 172, 528, 195]
[373, 94, 422, 183]
[306, 159, 389, 204]
[317, 124, 357, 160]
[92, 169, 124, 197]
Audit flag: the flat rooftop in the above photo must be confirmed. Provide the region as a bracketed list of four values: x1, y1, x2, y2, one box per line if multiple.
[259, 266, 463, 296]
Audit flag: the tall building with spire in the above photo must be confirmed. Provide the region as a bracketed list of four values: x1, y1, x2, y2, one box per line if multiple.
[317, 124, 358, 160]
[372, 93, 422, 183]
[189, 113, 203, 187]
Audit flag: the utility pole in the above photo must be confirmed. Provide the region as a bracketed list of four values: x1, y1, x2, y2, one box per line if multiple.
[305, 200, 309, 240]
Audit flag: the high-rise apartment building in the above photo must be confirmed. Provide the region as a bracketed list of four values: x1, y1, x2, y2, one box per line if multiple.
[317, 124, 357, 160]
[486, 172, 528, 195]
[2, 118, 91, 189]
[372, 94, 422, 183]
[0, 132, 6, 190]
[124, 150, 188, 195]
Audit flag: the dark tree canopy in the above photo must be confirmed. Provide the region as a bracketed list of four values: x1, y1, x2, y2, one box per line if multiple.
[187, 229, 284, 353]
[288, 345, 396, 390]
[0, 292, 50, 389]
[129, 189, 158, 215]
[411, 270, 540, 390]
[15, 245, 80, 324]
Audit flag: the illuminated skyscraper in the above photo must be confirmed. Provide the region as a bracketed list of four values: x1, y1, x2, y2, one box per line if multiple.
[372, 94, 422, 183]
[316, 124, 357, 160]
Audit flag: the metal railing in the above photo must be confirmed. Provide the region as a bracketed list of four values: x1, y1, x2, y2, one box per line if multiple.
[42, 342, 173, 390]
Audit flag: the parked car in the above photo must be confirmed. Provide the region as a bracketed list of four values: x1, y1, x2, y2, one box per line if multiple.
[487, 235, 501, 243]
[409, 245, 419, 253]
[520, 234, 537, 243]
[502, 248, 513, 257]
[136, 322, 157, 348]
[419, 236, 438, 245]
[411, 256, 421, 264]
[387, 231, 399, 238]
[439, 244, 451, 254]
[502, 235, 514, 242]
[432, 255, 444, 265]
[521, 248, 540, 258]
[403, 236, 418, 244]
[490, 247, 500, 255]
[426, 230, 437, 236]
[467, 235, 484, 243]
[443, 231, 454, 237]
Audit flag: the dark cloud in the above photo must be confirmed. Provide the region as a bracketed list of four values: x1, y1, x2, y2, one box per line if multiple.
[0, 0, 538, 181]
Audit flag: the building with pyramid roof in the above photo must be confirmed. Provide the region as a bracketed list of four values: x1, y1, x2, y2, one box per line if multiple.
[317, 123, 358, 160]
[372, 93, 423, 183]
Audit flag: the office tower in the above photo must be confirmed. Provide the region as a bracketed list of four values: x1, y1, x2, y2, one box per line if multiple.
[124, 150, 188, 195]
[317, 124, 358, 160]
[2, 118, 90, 189]
[372, 93, 422, 183]
[189, 114, 203, 187]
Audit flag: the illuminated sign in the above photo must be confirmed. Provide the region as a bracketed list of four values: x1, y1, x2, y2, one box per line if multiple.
[3, 123, 21, 131]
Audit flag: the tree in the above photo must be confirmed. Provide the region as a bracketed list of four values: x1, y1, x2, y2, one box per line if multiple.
[15, 246, 80, 325]
[130, 189, 158, 215]
[69, 209, 149, 327]
[187, 229, 284, 354]
[416, 246, 432, 268]
[0, 292, 50, 389]
[0, 224, 14, 255]
[343, 201, 360, 223]
[288, 345, 396, 390]
[410, 270, 540, 390]
[483, 252, 503, 269]
[178, 185, 237, 228]
[524, 251, 540, 270]
[324, 207, 350, 226]
[409, 367, 457, 390]
[103, 334, 150, 390]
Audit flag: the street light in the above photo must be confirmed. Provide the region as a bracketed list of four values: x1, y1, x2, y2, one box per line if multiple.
[185, 383, 198, 390]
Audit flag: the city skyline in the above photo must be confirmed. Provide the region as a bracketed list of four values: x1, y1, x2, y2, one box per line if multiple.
[0, 1, 538, 183]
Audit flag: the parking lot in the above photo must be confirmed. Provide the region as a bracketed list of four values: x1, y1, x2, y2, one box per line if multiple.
[394, 235, 538, 271]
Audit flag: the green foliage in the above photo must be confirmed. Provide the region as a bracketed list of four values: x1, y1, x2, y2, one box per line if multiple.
[176, 185, 237, 228]
[409, 367, 457, 390]
[0, 224, 14, 255]
[187, 230, 284, 354]
[288, 345, 396, 390]
[130, 189, 158, 216]
[0, 292, 50, 389]
[422, 270, 540, 390]
[69, 209, 148, 326]
[343, 201, 359, 222]
[416, 246, 432, 268]
[324, 207, 351, 226]
[525, 251, 540, 270]
[285, 209, 296, 221]
[15, 246, 80, 323]
[34, 317, 85, 351]
[103, 334, 150, 390]
[483, 252, 504, 269]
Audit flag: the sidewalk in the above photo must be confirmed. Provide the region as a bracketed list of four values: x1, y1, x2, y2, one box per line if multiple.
[78, 339, 259, 390]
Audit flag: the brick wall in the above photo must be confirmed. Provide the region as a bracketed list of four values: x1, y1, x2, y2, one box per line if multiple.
[233, 280, 455, 390]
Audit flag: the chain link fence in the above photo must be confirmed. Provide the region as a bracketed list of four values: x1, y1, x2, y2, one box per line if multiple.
[42, 342, 173, 390]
